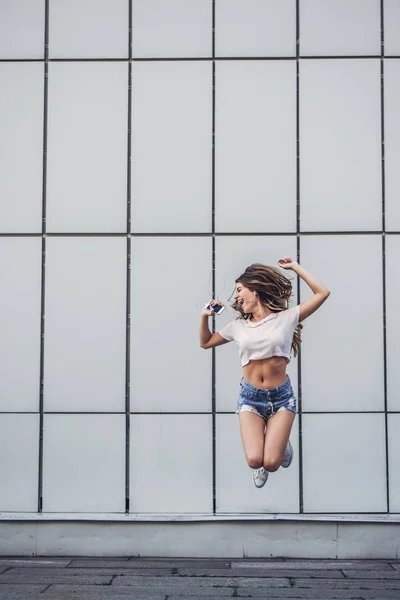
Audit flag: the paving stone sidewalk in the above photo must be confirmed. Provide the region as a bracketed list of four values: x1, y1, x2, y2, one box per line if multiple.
[0, 557, 400, 599]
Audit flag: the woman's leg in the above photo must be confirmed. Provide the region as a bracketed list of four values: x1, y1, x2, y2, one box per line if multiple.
[238, 411, 266, 469]
[263, 409, 296, 472]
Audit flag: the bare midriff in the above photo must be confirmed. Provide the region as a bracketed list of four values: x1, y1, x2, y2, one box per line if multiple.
[242, 356, 289, 390]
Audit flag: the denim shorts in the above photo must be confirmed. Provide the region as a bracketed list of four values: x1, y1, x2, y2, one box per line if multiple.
[236, 376, 297, 422]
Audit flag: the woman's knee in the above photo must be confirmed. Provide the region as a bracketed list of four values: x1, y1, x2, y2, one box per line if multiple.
[246, 454, 264, 469]
[263, 456, 282, 472]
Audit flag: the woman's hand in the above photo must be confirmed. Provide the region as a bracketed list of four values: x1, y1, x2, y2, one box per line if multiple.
[278, 257, 299, 270]
[201, 300, 224, 317]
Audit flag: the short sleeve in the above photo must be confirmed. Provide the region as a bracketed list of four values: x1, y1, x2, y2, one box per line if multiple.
[218, 320, 236, 342]
[279, 305, 300, 329]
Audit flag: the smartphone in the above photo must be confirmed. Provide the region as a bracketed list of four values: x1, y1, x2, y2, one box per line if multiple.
[204, 302, 225, 315]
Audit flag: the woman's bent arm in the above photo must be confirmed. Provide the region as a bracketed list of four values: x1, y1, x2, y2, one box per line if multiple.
[199, 315, 212, 347]
[278, 257, 330, 323]
[199, 315, 229, 349]
[292, 263, 330, 322]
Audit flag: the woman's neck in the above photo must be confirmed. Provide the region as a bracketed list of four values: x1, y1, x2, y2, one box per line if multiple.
[250, 304, 273, 323]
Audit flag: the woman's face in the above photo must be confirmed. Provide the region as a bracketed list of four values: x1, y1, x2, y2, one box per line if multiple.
[234, 282, 256, 313]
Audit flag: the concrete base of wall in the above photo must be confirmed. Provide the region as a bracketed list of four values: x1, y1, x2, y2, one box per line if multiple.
[1, 515, 400, 558]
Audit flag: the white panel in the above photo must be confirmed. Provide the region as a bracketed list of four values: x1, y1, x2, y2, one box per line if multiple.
[43, 415, 125, 512]
[49, 0, 128, 58]
[215, 0, 296, 57]
[44, 238, 126, 412]
[46, 63, 127, 233]
[132, 0, 212, 58]
[303, 414, 386, 512]
[215, 236, 298, 412]
[388, 414, 400, 512]
[0, 0, 44, 59]
[300, 236, 384, 412]
[131, 62, 212, 233]
[0, 415, 39, 511]
[385, 0, 400, 55]
[300, 0, 380, 56]
[386, 235, 400, 410]
[0, 238, 41, 412]
[300, 60, 381, 231]
[0, 63, 43, 233]
[215, 61, 296, 233]
[216, 415, 299, 513]
[130, 415, 213, 513]
[384, 60, 400, 231]
[130, 237, 212, 412]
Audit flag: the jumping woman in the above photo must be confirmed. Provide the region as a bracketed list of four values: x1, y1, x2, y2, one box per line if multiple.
[199, 257, 330, 488]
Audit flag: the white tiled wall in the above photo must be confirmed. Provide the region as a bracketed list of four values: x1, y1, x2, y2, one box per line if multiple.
[0, 415, 39, 511]
[384, 0, 400, 55]
[0, 238, 42, 412]
[131, 61, 212, 233]
[302, 414, 386, 512]
[215, 61, 297, 233]
[130, 236, 212, 412]
[384, 59, 400, 231]
[0, 0, 45, 59]
[300, 59, 382, 231]
[215, 0, 296, 57]
[0, 63, 44, 232]
[388, 414, 400, 512]
[46, 62, 128, 233]
[132, 0, 212, 58]
[300, 0, 381, 56]
[385, 235, 400, 411]
[44, 237, 126, 412]
[42, 414, 125, 512]
[0, 1, 397, 518]
[300, 235, 384, 412]
[48, 0, 129, 59]
[130, 414, 213, 513]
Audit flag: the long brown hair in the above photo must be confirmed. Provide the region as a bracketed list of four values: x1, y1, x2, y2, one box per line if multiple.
[233, 263, 302, 357]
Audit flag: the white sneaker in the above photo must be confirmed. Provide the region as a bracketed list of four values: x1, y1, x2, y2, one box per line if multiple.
[252, 467, 269, 488]
[281, 440, 293, 468]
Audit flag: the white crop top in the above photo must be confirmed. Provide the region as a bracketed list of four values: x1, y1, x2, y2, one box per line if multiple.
[218, 305, 300, 367]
